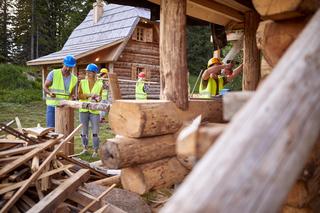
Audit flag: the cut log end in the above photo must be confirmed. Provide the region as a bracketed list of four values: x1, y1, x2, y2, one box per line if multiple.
[121, 167, 147, 195]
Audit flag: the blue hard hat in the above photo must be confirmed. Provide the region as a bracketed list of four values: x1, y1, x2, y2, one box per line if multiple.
[86, 63, 99, 73]
[63, 55, 76, 67]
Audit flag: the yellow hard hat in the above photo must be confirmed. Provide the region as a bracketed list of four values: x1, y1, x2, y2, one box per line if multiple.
[207, 57, 222, 68]
[100, 68, 109, 74]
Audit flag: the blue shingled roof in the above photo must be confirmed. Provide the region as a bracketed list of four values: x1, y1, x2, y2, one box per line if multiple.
[27, 3, 150, 65]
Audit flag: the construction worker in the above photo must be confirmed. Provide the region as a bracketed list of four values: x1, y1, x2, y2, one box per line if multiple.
[199, 57, 243, 98]
[99, 68, 109, 123]
[78, 63, 103, 157]
[135, 71, 149, 100]
[43, 55, 78, 127]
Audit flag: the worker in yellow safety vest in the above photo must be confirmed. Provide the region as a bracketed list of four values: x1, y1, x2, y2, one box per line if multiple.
[43, 55, 78, 127]
[99, 68, 110, 123]
[135, 72, 149, 100]
[78, 63, 103, 157]
[199, 57, 243, 98]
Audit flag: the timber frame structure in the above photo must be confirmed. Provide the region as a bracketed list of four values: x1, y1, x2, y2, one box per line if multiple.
[26, 0, 320, 212]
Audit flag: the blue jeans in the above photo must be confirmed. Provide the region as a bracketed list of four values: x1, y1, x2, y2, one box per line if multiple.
[46, 106, 55, 127]
[79, 112, 100, 150]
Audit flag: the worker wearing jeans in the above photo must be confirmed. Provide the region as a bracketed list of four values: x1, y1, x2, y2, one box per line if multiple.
[78, 63, 103, 157]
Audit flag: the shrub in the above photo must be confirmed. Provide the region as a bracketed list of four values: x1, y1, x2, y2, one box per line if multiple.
[0, 89, 42, 104]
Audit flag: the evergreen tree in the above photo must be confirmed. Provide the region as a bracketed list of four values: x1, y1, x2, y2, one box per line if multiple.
[0, 0, 13, 63]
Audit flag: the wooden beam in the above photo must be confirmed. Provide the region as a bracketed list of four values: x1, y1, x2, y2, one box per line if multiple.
[160, 10, 320, 213]
[0, 124, 82, 213]
[189, 0, 244, 22]
[0, 144, 39, 158]
[27, 169, 90, 213]
[242, 10, 261, 90]
[89, 175, 121, 187]
[256, 18, 308, 67]
[252, 0, 319, 20]
[55, 106, 74, 155]
[223, 91, 255, 121]
[100, 134, 176, 169]
[108, 99, 223, 138]
[160, 0, 188, 110]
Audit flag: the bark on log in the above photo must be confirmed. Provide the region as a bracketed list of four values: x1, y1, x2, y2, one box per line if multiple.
[59, 100, 110, 111]
[160, 0, 189, 110]
[160, 10, 320, 213]
[121, 157, 189, 195]
[100, 134, 176, 169]
[252, 0, 319, 20]
[243, 10, 261, 91]
[176, 122, 227, 169]
[109, 99, 223, 138]
[256, 18, 308, 67]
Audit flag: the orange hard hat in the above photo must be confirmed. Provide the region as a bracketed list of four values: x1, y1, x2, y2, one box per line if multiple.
[207, 57, 222, 68]
[138, 72, 145, 78]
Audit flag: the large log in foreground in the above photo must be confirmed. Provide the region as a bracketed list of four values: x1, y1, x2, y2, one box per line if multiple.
[100, 134, 176, 169]
[161, 10, 320, 213]
[59, 100, 110, 111]
[109, 99, 223, 138]
[121, 157, 189, 195]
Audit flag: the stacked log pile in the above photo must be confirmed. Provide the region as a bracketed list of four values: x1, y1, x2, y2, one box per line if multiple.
[100, 99, 224, 195]
[0, 120, 151, 212]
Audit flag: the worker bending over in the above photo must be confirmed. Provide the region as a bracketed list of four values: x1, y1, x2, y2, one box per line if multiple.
[199, 57, 243, 98]
[135, 71, 149, 100]
[43, 55, 78, 127]
[78, 63, 103, 157]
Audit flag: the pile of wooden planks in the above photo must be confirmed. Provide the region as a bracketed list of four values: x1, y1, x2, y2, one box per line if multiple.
[0, 121, 128, 213]
[100, 99, 225, 195]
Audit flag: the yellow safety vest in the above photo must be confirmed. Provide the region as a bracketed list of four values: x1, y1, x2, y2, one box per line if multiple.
[79, 79, 103, 114]
[199, 76, 224, 98]
[46, 69, 77, 106]
[135, 79, 147, 100]
[102, 89, 109, 101]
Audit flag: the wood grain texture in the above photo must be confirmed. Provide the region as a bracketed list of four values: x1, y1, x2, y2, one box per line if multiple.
[161, 10, 320, 213]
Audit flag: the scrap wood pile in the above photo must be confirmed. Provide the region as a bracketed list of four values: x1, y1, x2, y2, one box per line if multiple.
[100, 100, 227, 197]
[0, 119, 152, 213]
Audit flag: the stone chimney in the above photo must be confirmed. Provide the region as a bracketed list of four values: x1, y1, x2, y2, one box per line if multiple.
[93, 0, 104, 24]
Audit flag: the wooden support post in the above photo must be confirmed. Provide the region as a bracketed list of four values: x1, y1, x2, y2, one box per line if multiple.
[42, 66, 48, 100]
[160, 0, 188, 110]
[108, 73, 122, 101]
[55, 106, 74, 155]
[243, 10, 261, 91]
[161, 10, 320, 213]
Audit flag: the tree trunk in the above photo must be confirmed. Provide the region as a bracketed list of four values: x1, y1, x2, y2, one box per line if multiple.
[55, 106, 74, 155]
[256, 18, 308, 67]
[243, 10, 261, 91]
[160, 10, 320, 213]
[108, 99, 223, 138]
[160, 0, 188, 110]
[252, 0, 319, 20]
[100, 134, 176, 169]
[176, 123, 226, 169]
[121, 157, 189, 195]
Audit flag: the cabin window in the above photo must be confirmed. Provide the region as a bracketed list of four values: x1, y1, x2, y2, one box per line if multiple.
[132, 27, 153, 42]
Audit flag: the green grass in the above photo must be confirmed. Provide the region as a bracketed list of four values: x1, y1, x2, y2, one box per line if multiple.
[0, 101, 115, 162]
